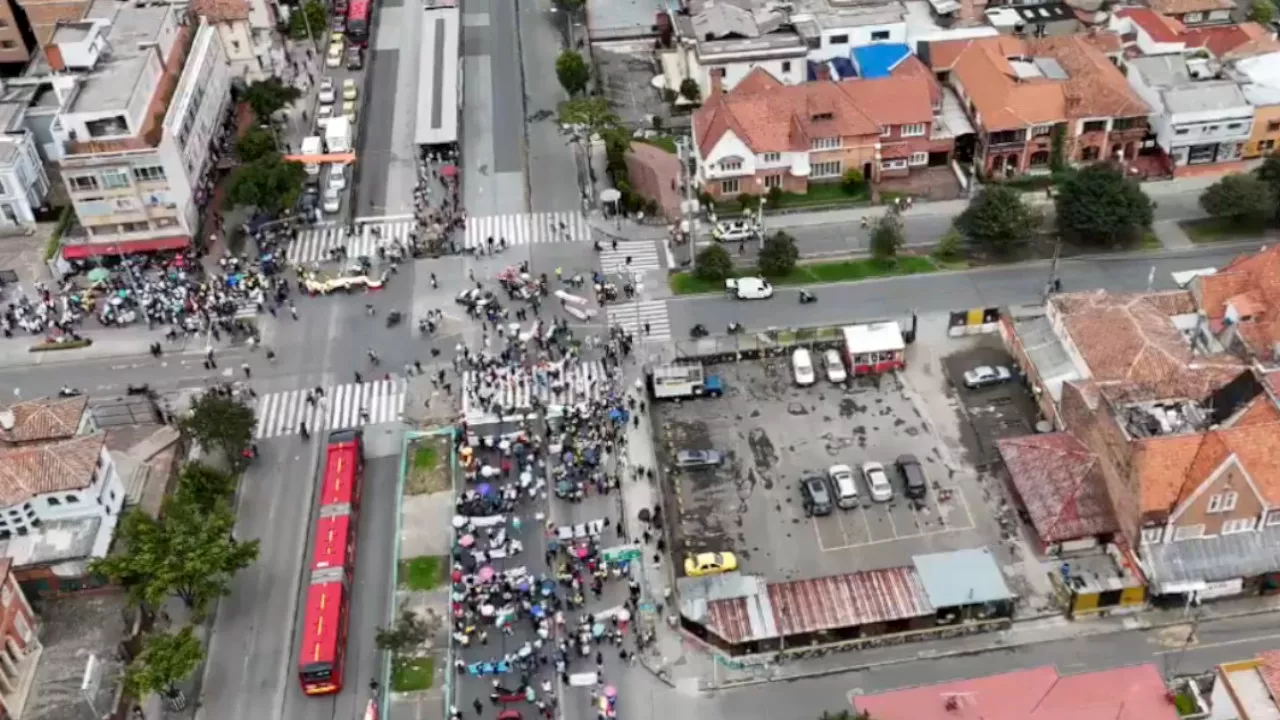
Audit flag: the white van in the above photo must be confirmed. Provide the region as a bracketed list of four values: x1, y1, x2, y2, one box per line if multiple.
[726, 277, 774, 300]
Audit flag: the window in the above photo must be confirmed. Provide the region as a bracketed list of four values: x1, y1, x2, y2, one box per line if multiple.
[1032, 124, 1053, 137]
[881, 126, 892, 138]
[900, 123, 926, 137]
[1173, 524, 1205, 541]
[720, 159, 742, 172]
[1176, 128, 1190, 135]
[811, 160, 842, 178]
[1268, 121, 1280, 133]
[231, 40, 241, 52]
[66, 494, 79, 503]
[1207, 125, 1220, 132]
[811, 137, 840, 151]
[1227, 123, 1243, 130]
[710, 67, 725, 79]
[1208, 491, 1238, 513]
[47, 497, 60, 506]
[13, 611, 28, 643]
[69, 175, 99, 192]
[909, 152, 928, 166]
[1029, 151, 1051, 167]
[1112, 118, 1139, 131]
[761, 152, 780, 163]
[720, 179, 739, 194]
[871, 30, 890, 41]
[781, 61, 791, 73]
[1082, 120, 1107, 133]
[881, 158, 908, 170]
[120, 221, 150, 233]
[101, 169, 130, 189]
[0, 40, 15, 50]
[1222, 517, 1256, 535]
[1263, 139, 1277, 153]
[1141, 526, 1164, 544]
[0, 18, 9, 27]
[1268, 509, 1280, 526]
[763, 174, 782, 189]
[133, 166, 166, 182]
[1184, 11, 1202, 21]
[1080, 146, 1100, 161]
[828, 34, 849, 45]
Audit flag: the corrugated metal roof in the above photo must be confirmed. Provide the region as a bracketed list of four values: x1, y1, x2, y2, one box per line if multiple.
[913, 548, 1015, 608]
[1144, 524, 1280, 588]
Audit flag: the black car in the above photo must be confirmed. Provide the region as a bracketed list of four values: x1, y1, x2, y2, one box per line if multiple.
[801, 474, 833, 517]
[346, 47, 363, 70]
[299, 182, 321, 215]
[896, 454, 927, 499]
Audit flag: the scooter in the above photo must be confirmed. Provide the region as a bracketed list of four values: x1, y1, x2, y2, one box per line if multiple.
[727, 322, 743, 334]
[799, 290, 817, 304]
[690, 324, 709, 338]
[58, 386, 83, 397]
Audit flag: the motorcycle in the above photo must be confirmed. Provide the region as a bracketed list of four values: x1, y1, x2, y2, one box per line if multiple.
[58, 386, 83, 397]
[799, 290, 817, 305]
[727, 322, 743, 334]
[690, 324, 709, 338]
[126, 384, 151, 396]
[386, 310, 402, 328]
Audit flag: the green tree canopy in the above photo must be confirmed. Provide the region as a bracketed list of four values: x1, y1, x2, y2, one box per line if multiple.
[290, 0, 328, 40]
[124, 626, 205, 699]
[235, 127, 278, 163]
[695, 244, 733, 282]
[558, 96, 620, 143]
[870, 213, 905, 263]
[242, 78, 301, 121]
[556, 50, 590, 96]
[1200, 173, 1272, 224]
[1053, 163, 1153, 246]
[1251, 0, 1275, 23]
[175, 462, 238, 515]
[179, 391, 256, 465]
[955, 185, 1041, 253]
[376, 609, 432, 671]
[679, 78, 701, 103]
[758, 231, 799, 278]
[226, 153, 307, 215]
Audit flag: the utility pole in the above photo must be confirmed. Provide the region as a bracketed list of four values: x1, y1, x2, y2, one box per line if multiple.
[678, 137, 699, 272]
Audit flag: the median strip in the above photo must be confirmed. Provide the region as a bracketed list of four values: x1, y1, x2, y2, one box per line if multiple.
[669, 255, 952, 295]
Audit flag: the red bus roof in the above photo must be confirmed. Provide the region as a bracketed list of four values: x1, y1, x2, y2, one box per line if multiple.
[347, 0, 369, 18]
[300, 581, 347, 667]
[320, 440, 361, 508]
[310, 512, 355, 574]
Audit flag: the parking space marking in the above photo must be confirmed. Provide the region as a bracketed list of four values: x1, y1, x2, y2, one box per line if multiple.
[819, 525, 977, 552]
[817, 489, 977, 552]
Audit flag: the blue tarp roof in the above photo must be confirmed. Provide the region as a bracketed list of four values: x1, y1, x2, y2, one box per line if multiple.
[851, 43, 911, 79]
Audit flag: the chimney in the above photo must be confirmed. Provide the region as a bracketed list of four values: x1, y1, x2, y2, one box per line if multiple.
[45, 44, 66, 72]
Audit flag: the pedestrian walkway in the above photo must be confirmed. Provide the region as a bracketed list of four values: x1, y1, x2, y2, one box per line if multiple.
[606, 300, 672, 341]
[287, 220, 418, 265]
[464, 211, 590, 249]
[253, 378, 406, 439]
[460, 359, 608, 424]
[598, 240, 664, 274]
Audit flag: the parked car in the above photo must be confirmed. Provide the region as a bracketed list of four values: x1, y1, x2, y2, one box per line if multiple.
[331, 15, 346, 32]
[712, 218, 758, 242]
[725, 276, 773, 300]
[801, 474, 833, 517]
[326, 40, 343, 67]
[824, 349, 847, 383]
[684, 551, 739, 577]
[828, 464, 858, 509]
[862, 461, 894, 502]
[327, 164, 346, 191]
[317, 103, 334, 121]
[299, 184, 320, 215]
[343, 100, 357, 123]
[322, 186, 341, 214]
[896, 454, 927, 499]
[346, 46, 363, 70]
[318, 77, 336, 104]
[963, 365, 1013, 389]
[342, 78, 358, 101]
[676, 449, 722, 469]
[792, 348, 816, 386]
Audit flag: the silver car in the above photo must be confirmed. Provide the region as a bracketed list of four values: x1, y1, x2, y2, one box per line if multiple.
[963, 365, 1012, 389]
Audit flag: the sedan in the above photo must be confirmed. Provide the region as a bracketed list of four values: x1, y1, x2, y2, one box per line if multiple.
[342, 100, 357, 123]
[792, 348, 816, 386]
[326, 41, 343, 68]
[712, 219, 757, 242]
[322, 187, 341, 214]
[675, 449, 722, 469]
[684, 551, 738, 577]
[963, 365, 1013, 389]
[824, 349, 847, 383]
[342, 78, 358, 101]
[862, 461, 894, 502]
[346, 46, 364, 70]
[318, 77, 336, 104]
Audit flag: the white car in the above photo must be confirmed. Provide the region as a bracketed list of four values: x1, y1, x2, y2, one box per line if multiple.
[963, 365, 1013, 389]
[317, 103, 334, 121]
[326, 41, 343, 68]
[726, 276, 774, 300]
[343, 100, 357, 123]
[342, 78, 358, 101]
[322, 187, 341, 213]
[824, 349, 847, 383]
[712, 219, 758, 242]
[828, 464, 858, 509]
[318, 78, 336, 104]
[327, 164, 346, 191]
[792, 348, 816, 386]
[862, 461, 894, 502]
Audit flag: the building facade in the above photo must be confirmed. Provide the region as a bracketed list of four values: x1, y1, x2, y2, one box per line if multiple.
[1126, 54, 1253, 170]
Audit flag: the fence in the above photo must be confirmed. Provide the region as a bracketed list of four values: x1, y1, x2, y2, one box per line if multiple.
[664, 323, 848, 366]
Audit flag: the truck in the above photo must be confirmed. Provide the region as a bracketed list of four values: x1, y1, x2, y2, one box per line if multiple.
[647, 363, 723, 400]
[300, 136, 323, 175]
[325, 117, 352, 154]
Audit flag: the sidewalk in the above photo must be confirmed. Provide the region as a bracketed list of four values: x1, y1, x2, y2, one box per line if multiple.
[0, 322, 260, 368]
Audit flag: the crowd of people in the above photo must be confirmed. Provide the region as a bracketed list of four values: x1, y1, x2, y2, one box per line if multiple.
[418, 145, 465, 254]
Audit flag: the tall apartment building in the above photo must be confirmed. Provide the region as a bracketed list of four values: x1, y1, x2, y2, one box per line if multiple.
[44, 0, 232, 260]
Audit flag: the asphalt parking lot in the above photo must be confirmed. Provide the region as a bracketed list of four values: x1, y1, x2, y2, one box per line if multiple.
[654, 357, 995, 583]
[940, 337, 1044, 468]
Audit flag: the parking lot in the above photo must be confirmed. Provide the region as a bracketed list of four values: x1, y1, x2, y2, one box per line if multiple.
[655, 355, 997, 583]
[938, 337, 1044, 468]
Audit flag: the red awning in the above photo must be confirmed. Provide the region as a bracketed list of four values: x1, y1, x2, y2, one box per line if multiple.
[61, 236, 191, 261]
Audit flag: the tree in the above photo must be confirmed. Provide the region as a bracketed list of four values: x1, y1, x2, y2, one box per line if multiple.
[226, 153, 308, 215]
[242, 78, 302, 122]
[175, 462, 238, 515]
[1201, 173, 1272, 225]
[870, 213, 905, 263]
[290, 0, 328, 40]
[955, 185, 1040, 253]
[180, 391, 256, 465]
[1054, 162, 1153, 246]
[124, 626, 205, 701]
[933, 228, 963, 262]
[694, 244, 733, 282]
[558, 96, 619, 144]
[679, 78, 701, 103]
[758, 232, 799, 278]
[555, 50, 590, 96]
[1256, 152, 1280, 204]
[1251, 0, 1275, 23]
[842, 168, 865, 195]
[376, 610, 432, 672]
[235, 127, 277, 163]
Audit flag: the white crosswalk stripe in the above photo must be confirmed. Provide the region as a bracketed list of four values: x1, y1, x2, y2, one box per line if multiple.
[465, 211, 590, 249]
[253, 378, 406, 439]
[606, 300, 671, 341]
[597, 240, 663, 274]
[287, 221, 418, 265]
[461, 359, 609, 424]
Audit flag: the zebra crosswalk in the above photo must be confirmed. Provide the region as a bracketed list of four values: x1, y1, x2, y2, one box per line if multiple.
[253, 378, 407, 439]
[597, 240, 663, 274]
[605, 300, 672, 341]
[465, 211, 590, 249]
[286, 220, 418, 265]
[461, 359, 610, 424]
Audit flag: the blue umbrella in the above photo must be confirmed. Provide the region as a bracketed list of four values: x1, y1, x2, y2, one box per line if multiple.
[477, 483, 493, 496]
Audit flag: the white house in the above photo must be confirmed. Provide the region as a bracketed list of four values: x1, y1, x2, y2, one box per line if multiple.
[0, 104, 50, 228]
[1126, 54, 1253, 168]
[192, 0, 277, 81]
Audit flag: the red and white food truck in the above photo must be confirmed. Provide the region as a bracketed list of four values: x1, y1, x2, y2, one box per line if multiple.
[841, 322, 906, 376]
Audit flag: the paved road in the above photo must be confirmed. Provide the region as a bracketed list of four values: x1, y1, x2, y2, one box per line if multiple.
[519, 0, 583, 213]
[671, 244, 1258, 337]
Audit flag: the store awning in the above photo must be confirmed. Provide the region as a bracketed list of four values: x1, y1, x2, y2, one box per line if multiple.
[61, 236, 191, 261]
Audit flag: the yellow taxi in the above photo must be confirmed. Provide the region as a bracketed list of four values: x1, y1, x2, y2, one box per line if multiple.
[684, 551, 739, 577]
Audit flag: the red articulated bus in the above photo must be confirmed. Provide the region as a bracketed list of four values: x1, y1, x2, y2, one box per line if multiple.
[298, 429, 365, 696]
[346, 0, 370, 47]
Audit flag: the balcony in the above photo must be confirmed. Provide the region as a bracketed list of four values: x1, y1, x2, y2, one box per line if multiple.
[985, 131, 1027, 148]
